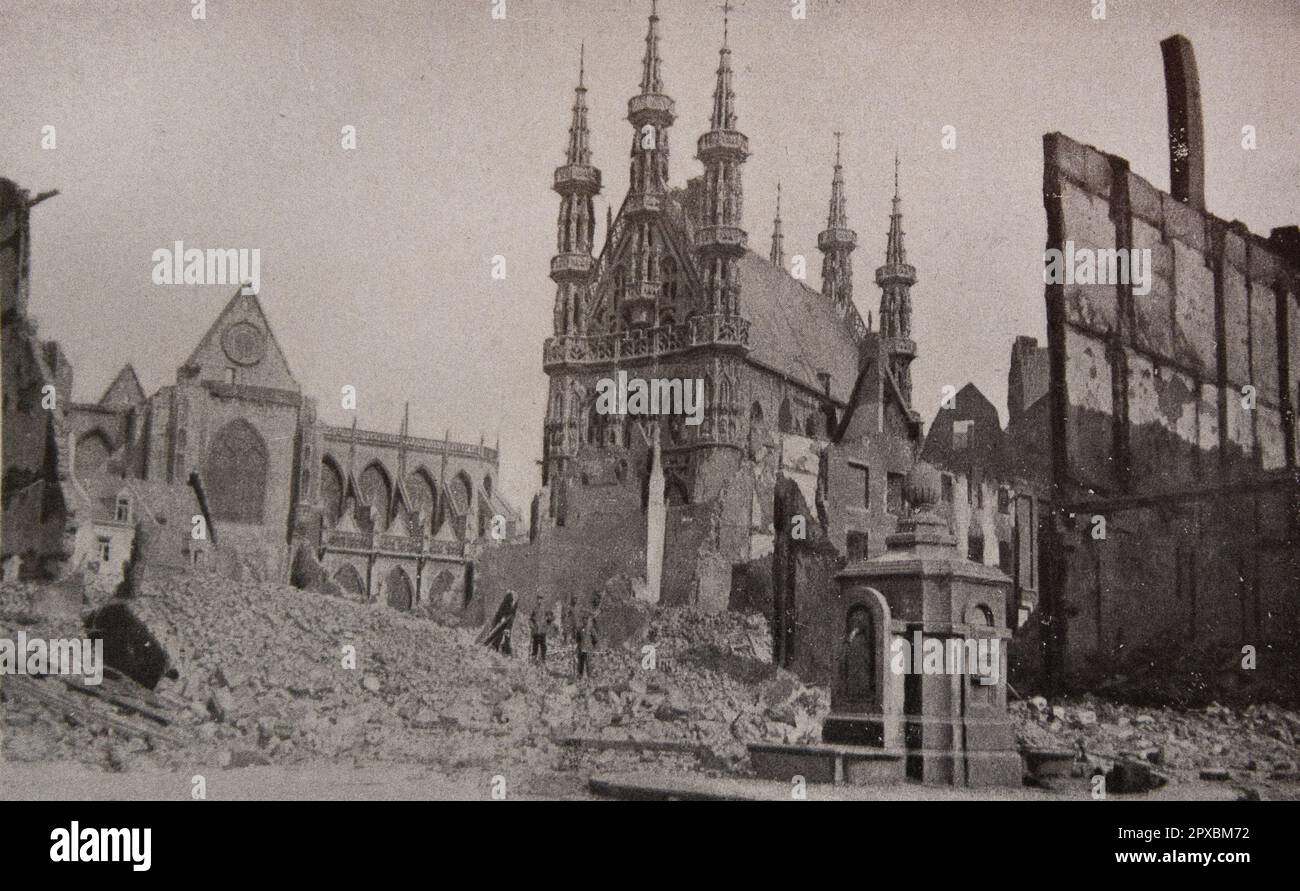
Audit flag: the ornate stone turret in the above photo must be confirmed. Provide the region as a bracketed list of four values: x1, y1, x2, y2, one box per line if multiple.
[769, 181, 785, 268]
[551, 45, 601, 336]
[875, 153, 918, 405]
[818, 132, 857, 318]
[694, 2, 748, 317]
[622, 0, 676, 328]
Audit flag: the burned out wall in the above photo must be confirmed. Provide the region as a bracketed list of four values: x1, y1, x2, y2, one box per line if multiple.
[1044, 133, 1298, 492]
[1, 179, 77, 578]
[1041, 131, 1300, 687]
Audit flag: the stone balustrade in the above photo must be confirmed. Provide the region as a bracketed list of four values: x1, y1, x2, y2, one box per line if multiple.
[543, 313, 750, 369]
[324, 528, 465, 559]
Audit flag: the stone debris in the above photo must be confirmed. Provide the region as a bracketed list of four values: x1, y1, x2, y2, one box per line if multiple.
[1013, 694, 1300, 798]
[3, 575, 1298, 798]
[1, 575, 824, 785]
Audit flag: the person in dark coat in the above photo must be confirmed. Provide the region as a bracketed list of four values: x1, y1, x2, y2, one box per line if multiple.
[564, 592, 578, 646]
[529, 596, 551, 665]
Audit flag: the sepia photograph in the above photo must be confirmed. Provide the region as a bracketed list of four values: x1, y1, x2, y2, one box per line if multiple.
[1, 0, 1297, 865]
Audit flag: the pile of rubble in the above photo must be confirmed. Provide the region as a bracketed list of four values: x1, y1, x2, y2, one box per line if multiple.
[5, 573, 1296, 797]
[1013, 694, 1300, 796]
[0, 573, 824, 789]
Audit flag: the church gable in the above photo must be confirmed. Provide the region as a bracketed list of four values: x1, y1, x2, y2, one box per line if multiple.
[180, 288, 299, 392]
[98, 364, 145, 407]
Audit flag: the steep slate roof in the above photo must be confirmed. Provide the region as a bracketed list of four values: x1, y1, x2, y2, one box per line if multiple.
[734, 251, 861, 404]
[98, 364, 146, 407]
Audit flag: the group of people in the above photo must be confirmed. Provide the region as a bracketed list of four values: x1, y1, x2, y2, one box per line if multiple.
[481, 589, 599, 678]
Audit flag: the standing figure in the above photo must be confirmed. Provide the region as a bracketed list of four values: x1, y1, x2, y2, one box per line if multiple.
[529, 595, 551, 665]
[576, 612, 598, 680]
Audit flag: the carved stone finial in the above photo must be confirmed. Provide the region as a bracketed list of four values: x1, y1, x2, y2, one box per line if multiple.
[904, 462, 941, 513]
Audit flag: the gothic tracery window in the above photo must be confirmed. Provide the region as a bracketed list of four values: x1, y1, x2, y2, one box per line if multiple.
[75, 430, 112, 481]
[662, 255, 678, 306]
[406, 469, 438, 534]
[333, 563, 366, 600]
[206, 419, 268, 524]
[778, 398, 794, 434]
[320, 458, 344, 525]
[360, 463, 392, 531]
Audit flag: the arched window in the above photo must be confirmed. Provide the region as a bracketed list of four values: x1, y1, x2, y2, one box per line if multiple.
[320, 457, 344, 525]
[206, 419, 267, 524]
[841, 605, 876, 704]
[75, 430, 113, 481]
[428, 569, 456, 607]
[483, 474, 493, 499]
[717, 374, 734, 409]
[332, 563, 366, 600]
[778, 398, 794, 434]
[662, 255, 678, 305]
[747, 401, 766, 457]
[406, 469, 438, 534]
[114, 493, 132, 524]
[614, 265, 627, 303]
[458, 472, 473, 511]
[384, 566, 414, 611]
[360, 463, 392, 531]
[448, 471, 474, 527]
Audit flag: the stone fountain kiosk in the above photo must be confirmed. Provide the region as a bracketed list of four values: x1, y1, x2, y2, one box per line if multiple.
[749, 467, 1023, 787]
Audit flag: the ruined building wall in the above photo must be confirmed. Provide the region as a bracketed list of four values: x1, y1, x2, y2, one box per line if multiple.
[1, 179, 79, 578]
[1041, 132, 1300, 686]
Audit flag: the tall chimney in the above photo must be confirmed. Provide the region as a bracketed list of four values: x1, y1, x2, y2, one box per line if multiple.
[1160, 35, 1205, 211]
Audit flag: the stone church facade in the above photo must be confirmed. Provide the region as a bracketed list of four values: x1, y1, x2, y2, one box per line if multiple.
[1, 179, 519, 609]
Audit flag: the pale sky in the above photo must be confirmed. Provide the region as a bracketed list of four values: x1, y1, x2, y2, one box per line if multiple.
[3, 0, 1297, 509]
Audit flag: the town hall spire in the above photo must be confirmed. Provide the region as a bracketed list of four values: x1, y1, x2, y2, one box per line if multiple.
[550, 45, 601, 336]
[695, 0, 748, 317]
[818, 132, 857, 318]
[639, 0, 664, 96]
[769, 181, 785, 267]
[875, 152, 918, 404]
[622, 0, 677, 327]
[627, 0, 675, 199]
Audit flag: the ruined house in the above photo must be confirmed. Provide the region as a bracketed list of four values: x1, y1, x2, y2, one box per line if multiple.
[1033, 37, 1300, 688]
